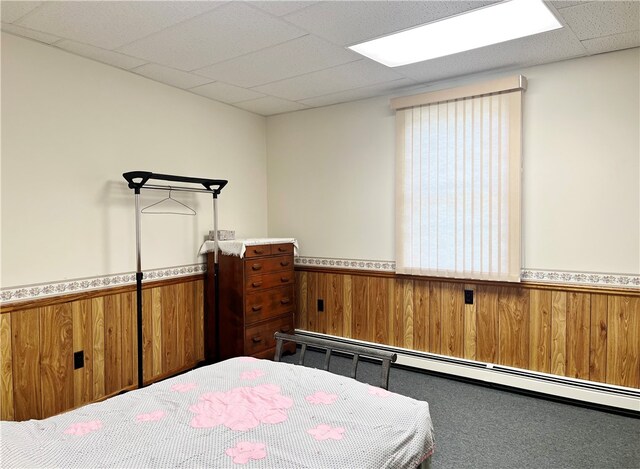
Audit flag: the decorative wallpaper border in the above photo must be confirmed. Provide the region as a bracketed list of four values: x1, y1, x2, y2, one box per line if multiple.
[1, 264, 206, 303]
[294, 256, 396, 272]
[520, 269, 639, 289]
[295, 256, 639, 289]
[3, 258, 638, 304]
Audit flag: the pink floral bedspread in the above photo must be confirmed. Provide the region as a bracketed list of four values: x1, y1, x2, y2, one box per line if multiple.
[1, 358, 435, 468]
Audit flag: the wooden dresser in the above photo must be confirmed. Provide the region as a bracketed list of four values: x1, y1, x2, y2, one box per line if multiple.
[217, 241, 296, 360]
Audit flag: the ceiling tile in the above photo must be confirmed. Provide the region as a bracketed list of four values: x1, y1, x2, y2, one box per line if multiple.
[195, 35, 360, 88]
[559, 1, 640, 40]
[56, 40, 147, 70]
[234, 96, 308, 116]
[395, 28, 587, 83]
[298, 78, 416, 108]
[132, 63, 214, 89]
[119, 2, 306, 71]
[16, 1, 221, 50]
[252, 60, 405, 101]
[1, 1, 41, 23]
[1, 23, 60, 44]
[190, 82, 266, 104]
[581, 30, 640, 55]
[551, 1, 594, 9]
[248, 1, 318, 17]
[283, 1, 498, 46]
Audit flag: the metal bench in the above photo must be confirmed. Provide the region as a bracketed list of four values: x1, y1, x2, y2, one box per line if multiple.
[273, 332, 397, 390]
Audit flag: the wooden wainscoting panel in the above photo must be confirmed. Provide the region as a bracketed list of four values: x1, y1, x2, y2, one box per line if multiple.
[476, 285, 499, 363]
[351, 276, 369, 342]
[294, 267, 638, 388]
[175, 284, 186, 369]
[327, 274, 344, 337]
[306, 272, 318, 333]
[194, 280, 205, 362]
[91, 297, 105, 400]
[151, 287, 163, 378]
[142, 289, 153, 383]
[606, 296, 640, 388]
[498, 287, 530, 369]
[413, 280, 430, 352]
[12, 308, 41, 420]
[441, 283, 464, 358]
[317, 274, 328, 335]
[550, 291, 567, 376]
[428, 281, 442, 354]
[40, 304, 73, 418]
[369, 277, 391, 345]
[464, 284, 477, 361]
[183, 281, 196, 365]
[162, 284, 179, 372]
[589, 294, 608, 383]
[121, 291, 135, 388]
[529, 289, 551, 373]
[2, 275, 206, 421]
[104, 294, 122, 395]
[566, 292, 591, 380]
[0, 313, 14, 420]
[397, 279, 413, 349]
[342, 275, 353, 338]
[72, 299, 93, 407]
[295, 271, 308, 330]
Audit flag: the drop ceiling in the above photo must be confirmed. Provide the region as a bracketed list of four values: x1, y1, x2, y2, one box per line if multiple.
[1, 1, 638, 116]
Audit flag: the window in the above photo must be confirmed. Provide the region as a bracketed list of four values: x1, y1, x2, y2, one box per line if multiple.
[392, 76, 526, 282]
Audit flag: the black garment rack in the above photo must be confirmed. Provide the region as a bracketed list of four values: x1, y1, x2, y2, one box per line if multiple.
[123, 171, 228, 389]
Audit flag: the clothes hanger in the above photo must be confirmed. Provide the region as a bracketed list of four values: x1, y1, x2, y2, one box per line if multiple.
[141, 187, 196, 216]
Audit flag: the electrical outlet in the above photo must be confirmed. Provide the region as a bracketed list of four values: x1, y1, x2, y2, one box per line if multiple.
[464, 289, 474, 305]
[317, 299, 324, 312]
[74, 351, 84, 370]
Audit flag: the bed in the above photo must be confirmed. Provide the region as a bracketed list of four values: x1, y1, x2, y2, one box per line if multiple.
[1, 339, 435, 468]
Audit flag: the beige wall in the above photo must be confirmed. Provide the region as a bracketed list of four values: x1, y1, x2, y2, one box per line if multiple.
[1, 33, 268, 287]
[2, 34, 638, 288]
[267, 48, 640, 275]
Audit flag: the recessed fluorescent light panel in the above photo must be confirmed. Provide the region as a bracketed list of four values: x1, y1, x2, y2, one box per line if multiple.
[348, 0, 562, 67]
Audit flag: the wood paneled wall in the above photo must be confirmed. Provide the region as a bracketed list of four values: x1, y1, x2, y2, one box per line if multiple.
[296, 270, 640, 389]
[0, 277, 204, 421]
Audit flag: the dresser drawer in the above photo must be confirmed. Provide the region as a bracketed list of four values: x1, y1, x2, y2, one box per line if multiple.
[271, 243, 294, 256]
[244, 255, 293, 275]
[244, 316, 293, 355]
[244, 244, 272, 258]
[245, 286, 294, 324]
[245, 271, 294, 292]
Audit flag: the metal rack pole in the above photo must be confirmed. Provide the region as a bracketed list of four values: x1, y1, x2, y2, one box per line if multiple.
[213, 194, 220, 362]
[134, 189, 144, 389]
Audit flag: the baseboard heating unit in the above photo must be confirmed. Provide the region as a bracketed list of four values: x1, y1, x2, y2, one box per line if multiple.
[295, 330, 640, 414]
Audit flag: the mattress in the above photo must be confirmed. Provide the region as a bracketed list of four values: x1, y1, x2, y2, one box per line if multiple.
[1, 357, 435, 468]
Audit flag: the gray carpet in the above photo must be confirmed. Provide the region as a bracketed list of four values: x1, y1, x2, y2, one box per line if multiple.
[281, 349, 640, 469]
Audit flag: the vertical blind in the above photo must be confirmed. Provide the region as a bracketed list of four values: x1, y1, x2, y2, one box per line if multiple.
[394, 81, 523, 282]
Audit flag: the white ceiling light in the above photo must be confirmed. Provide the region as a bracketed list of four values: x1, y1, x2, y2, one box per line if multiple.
[348, 0, 562, 67]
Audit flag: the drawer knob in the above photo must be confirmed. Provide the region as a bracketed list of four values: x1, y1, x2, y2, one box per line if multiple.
[252, 281, 262, 288]
[252, 264, 262, 271]
[280, 261, 290, 267]
[278, 247, 287, 252]
[251, 305, 263, 312]
[280, 277, 290, 283]
[252, 336, 263, 343]
[253, 249, 264, 254]
[280, 298, 291, 305]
